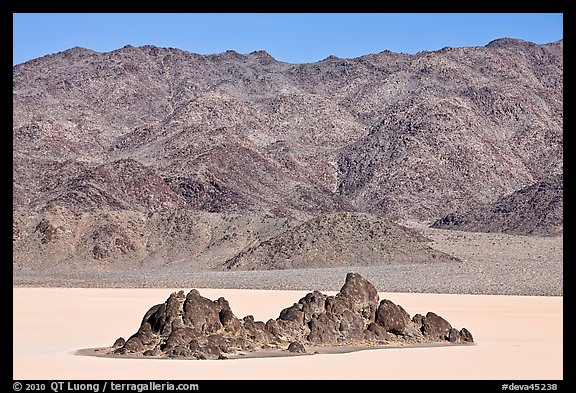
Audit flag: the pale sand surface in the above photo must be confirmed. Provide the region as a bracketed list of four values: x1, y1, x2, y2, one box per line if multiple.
[13, 288, 562, 380]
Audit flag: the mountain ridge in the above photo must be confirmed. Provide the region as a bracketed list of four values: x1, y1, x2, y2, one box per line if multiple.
[13, 38, 563, 270]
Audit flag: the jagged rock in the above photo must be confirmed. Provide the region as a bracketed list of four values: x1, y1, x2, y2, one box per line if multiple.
[182, 290, 223, 334]
[123, 336, 144, 352]
[287, 341, 306, 353]
[366, 322, 393, 340]
[194, 352, 207, 360]
[278, 303, 305, 324]
[141, 304, 162, 326]
[219, 307, 244, 336]
[226, 337, 249, 351]
[265, 319, 280, 336]
[375, 299, 423, 338]
[165, 327, 199, 351]
[448, 328, 462, 343]
[324, 296, 349, 318]
[243, 317, 271, 343]
[375, 299, 411, 335]
[421, 312, 452, 340]
[337, 272, 379, 323]
[205, 334, 228, 351]
[459, 328, 474, 343]
[147, 291, 185, 336]
[412, 313, 424, 327]
[135, 322, 157, 346]
[201, 343, 221, 359]
[307, 313, 340, 344]
[275, 319, 309, 342]
[168, 346, 192, 358]
[337, 310, 365, 341]
[299, 291, 327, 323]
[113, 273, 474, 359]
[188, 339, 201, 352]
[112, 337, 125, 347]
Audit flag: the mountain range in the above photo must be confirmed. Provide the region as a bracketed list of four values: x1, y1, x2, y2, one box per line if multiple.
[13, 38, 563, 271]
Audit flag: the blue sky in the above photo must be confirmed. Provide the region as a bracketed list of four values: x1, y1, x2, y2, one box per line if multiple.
[13, 13, 563, 65]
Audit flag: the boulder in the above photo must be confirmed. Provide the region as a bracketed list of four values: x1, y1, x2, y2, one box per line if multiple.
[123, 336, 144, 353]
[167, 346, 192, 358]
[243, 318, 271, 343]
[299, 291, 327, 323]
[278, 303, 305, 324]
[324, 296, 349, 318]
[188, 339, 201, 352]
[194, 352, 207, 360]
[375, 299, 411, 335]
[336, 272, 379, 323]
[206, 334, 228, 352]
[275, 319, 309, 342]
[448, 328, 462, 343]
[201, 343, 221, 359]
[421, 312, 452, 340]
[146, 291, 185, 337]
[366, 322, 393, 340]
[307, 313, 339, 344]
[141, 304, 161, 326]
[219, 307, 244, 336]
[287, 341, 306, 353]
[135, 322, 157, 346]
[112, 337, 125, 347]
[338, 309, 365, 341]
[182, 289, 223, 334]
[165, 327, 199, 350]
[412, 313, 424, 327]
[114, 347, 127, 355]
[265, 319, 280, 336]
[459, 328, 474, 343]
[447, 327, 474, 344]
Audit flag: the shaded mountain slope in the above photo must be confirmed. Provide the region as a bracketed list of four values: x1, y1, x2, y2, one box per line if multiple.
[431, 174, 563, 236]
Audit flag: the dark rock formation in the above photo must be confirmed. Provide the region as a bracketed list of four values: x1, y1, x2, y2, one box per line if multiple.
[123, 336, 144, 353]
[459, 328, 474, 343]
[337, 272, 379, 323]
[421, 312, 452, 340]
[112, 273, 474, 359]
[287, 341, 306, 353]
[375, 299, 411, 335]
[112, 337, 125, 347]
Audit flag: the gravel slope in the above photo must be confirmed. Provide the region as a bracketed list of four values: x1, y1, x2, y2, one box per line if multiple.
[13, 225, 562, 296]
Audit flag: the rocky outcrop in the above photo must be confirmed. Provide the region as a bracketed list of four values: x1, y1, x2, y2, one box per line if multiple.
[112, 273, 474, 359]
[287, 341, 306, 353]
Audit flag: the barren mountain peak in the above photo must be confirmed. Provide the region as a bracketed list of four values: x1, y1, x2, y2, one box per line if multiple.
[485, 37, 536, 48]
[248, 49, 274, 58]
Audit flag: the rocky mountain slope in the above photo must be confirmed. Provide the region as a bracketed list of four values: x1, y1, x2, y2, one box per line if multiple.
[431, 174, 563, 236]
[13, 38, 563, 270]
